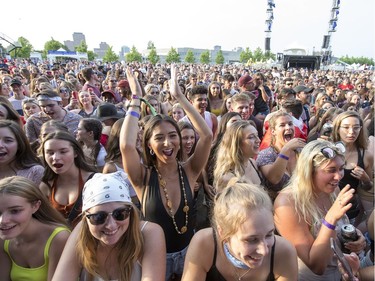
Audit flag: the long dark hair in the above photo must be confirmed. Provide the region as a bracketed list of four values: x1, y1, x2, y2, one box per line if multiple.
[142, 114, 183, 167]
[105, 118, 124, 162]
[79, 118, 102, 167]
[41, 131, 95, 183]
[0, 120, 41, 169]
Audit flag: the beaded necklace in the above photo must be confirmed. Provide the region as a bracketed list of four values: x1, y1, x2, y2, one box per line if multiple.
[155, 162, 189, 234]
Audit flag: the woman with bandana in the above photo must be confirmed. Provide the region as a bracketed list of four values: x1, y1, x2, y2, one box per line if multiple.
[53, 172, 166, 281]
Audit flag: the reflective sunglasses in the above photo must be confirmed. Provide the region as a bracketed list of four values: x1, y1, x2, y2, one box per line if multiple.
[320, 141, 346, 159]
[86, 206, 132, 225]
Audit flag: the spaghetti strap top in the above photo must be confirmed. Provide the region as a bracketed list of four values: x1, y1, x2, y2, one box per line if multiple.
[50, 169, 84, 218]
[4, 226, 68, 281]
[206, 230, 276, 281]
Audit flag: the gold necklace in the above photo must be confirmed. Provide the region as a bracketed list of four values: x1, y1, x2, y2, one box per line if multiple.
[234, 267, 251, 281]
[155, 162, 189, 234]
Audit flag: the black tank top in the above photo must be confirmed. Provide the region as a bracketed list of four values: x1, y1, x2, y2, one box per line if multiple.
[206, 230, 276, 281]
[143, 166, 194, 253]
[338, 147, 364, 219]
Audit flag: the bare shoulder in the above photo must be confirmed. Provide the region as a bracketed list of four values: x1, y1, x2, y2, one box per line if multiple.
[186, 228, 215, 264]
[274, 235, 297, 256]
[141, 221, 163, 236]
[102, 162, 117, 174]
[39, 181, 51, 197]
[274, 189, 293, 208]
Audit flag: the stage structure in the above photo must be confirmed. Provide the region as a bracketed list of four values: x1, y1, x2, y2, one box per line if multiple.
[264, 0, 275, 53]
[0, 32, 21, 57]
[321, 0, 341, 65]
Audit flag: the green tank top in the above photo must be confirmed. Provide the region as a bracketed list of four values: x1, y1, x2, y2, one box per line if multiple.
[4, 226, 68, 281]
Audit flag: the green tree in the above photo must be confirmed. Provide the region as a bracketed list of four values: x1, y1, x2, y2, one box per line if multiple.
[253, 47, 264, 62]
[264, 51, 276, 61]
[126, 46, 143, 62]
[215, 50, 225, 65]
[184, 49, 195, 63]
[103, 46, 119, 62]
[339, 55, 374, 66]
[147, 48, 159, 64]
[200, 50, 210, 64]
[43, 38, 65, 58]
[239, 47, 252, 63]
[166, 47, 181, 63]
[9, 37, 32, 58]
[87, 50, 97, 61]
[75, 40, 88, 53]
[147, 41, 155, 50]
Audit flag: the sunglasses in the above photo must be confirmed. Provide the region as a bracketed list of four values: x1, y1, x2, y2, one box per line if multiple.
[86, 206, 132, 225]
[320, 141, 346, 159]
[286, 83, 293, 86]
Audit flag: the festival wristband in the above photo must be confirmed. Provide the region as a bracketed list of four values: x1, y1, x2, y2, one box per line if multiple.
[132, 95, 140, 99]
[127, 111, 140, 119]
[278, 153, 289, 161]
[322, 218, 336, 230]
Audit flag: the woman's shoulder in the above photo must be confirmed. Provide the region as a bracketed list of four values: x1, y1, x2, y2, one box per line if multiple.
[273, 235, 298, 277]
[274, 188, 294, 208]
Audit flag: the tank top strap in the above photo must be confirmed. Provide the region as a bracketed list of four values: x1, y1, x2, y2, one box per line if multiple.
[141, 221, 148, 232]
[211, 229, 218, 268]
[78, 169, 84, 191]
[265, 236, 276, 281]
[43, 227, 70, 260]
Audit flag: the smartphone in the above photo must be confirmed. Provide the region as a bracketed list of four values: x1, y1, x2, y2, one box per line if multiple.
[330, 237, 356, 281]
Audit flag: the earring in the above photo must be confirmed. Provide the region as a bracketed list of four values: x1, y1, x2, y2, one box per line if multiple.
[150, 149, 155, 155]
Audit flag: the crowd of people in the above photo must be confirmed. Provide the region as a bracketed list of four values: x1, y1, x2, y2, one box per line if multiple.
[0, 57, 374, 281]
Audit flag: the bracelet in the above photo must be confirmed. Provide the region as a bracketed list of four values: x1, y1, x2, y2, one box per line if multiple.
[322, 218, 336, 230]
[278, 153, 289, 161]
[132, 95, 139, 99]
[127, 104, 141, 110]
[127, 111, 140, 119]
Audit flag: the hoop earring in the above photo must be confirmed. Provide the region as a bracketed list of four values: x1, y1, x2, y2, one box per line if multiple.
[150, 149, 155, 156]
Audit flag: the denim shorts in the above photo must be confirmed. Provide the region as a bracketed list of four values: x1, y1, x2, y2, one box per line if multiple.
[165, 246, 188, 281]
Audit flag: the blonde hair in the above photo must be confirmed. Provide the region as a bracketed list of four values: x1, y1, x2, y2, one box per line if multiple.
[212, 178, 272, 244]
[213, 120, 254, 191]
[76, 204, 144, 281]
[282, 140, 344, 225]
[0, 176, 67, 227]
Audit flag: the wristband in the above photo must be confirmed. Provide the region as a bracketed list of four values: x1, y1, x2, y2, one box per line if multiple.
[322, 218, 336, 230]
[127, 111, 140, 119]
[132, 95, 139, 99]
[278, 153, 289, 161]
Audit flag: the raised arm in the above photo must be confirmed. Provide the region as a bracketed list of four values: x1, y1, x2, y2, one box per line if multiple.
[274, 186, 354, 275]
[259, 138, 305, 185]
[120, 67, 145, 192]
[169, 64, 213, 179]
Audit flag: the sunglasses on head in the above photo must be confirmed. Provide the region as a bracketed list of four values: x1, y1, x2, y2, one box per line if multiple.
[320, 141, 346, 159]
[86, 206, 132, 225]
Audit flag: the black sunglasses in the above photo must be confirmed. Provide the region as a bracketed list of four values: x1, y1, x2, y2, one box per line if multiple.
[86, 206, 132, 225]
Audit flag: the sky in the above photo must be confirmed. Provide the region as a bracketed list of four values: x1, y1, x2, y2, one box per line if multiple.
[1, 0, 374, 59]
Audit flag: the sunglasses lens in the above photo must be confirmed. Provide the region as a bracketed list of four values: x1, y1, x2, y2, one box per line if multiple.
[87, 207, 131, 225]
[321, 147, 334, 159]
[88, 212, 108, 225]
[113, 207, 131, 221]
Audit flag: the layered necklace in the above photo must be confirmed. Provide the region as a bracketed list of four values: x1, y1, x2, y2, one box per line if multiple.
[155, 162, 189, 234]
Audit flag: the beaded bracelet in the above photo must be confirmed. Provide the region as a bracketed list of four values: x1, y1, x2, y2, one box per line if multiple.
[127, 111, 140, 119]
[321, 218, 336, 230]
[278, 153, 289, 161]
